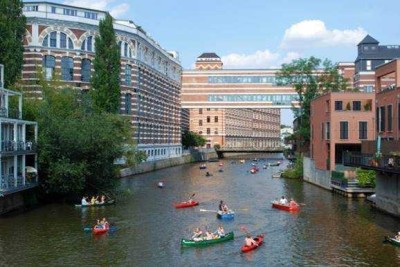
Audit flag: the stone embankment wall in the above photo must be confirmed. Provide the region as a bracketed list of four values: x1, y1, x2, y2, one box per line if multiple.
[121, 150, 218, 177]
[303, 157, 332, 190]
[375, 172, 400, 217]
[0, 193, 24, 214]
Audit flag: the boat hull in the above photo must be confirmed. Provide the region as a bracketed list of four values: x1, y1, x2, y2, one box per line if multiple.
[174, 201, 199, 208]
[217, 210, 235, 219]
[75, 200, 115, 208]
[181, 232, 234, 247]
[386, 236, 400, 247]
[241, 234, 264, 253]
[92, 226, 109, 235]
[272, 202, 299, 212]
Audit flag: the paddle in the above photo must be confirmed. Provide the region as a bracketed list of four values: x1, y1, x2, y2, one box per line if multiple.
[200, 209, 218, 212]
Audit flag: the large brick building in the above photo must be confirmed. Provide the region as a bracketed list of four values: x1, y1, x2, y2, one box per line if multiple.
[22, 2, 182, 161]
[183, 53, 281, 149]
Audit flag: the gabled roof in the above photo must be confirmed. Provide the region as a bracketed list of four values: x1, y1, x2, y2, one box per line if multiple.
[197, 52, 220, 59]
[358, 35, 379, 45]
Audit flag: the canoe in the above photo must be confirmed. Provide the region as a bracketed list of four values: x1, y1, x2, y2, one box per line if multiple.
[241, 234, 264, 253]
[217, 210, 235, 219]
[272, 202, 299, 212]
[218, 169, 224, 172]
[385, 236, 400, 247]
[199, 165, 207, 169]
[158, 182, 164, 188]
[75, 200, 115, 208]
[272, 172, 282, 178]
[181, 231, 234, 247]
[174, 201, 199, 208]
[268, 162, 280, 166]
[92, 225, 109, 235]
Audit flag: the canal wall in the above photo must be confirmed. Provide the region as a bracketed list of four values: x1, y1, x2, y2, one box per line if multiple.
[303, 157, 332, 191]
[0, 189, 37, 215]
[374, 172, 400, 217]
[120, 149, 218, 177]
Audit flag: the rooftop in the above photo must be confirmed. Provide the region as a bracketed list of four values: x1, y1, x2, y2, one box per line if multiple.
[197, 52, 221, 59]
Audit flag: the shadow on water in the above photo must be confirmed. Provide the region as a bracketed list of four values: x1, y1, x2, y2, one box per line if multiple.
[0, 154, 399, 266]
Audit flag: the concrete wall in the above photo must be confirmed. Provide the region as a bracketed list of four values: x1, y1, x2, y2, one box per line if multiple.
[0, 193, 24, 214]
[120, 150, 217, 177]
[303, 157, 332, 190]
[375, 172, 400, 217]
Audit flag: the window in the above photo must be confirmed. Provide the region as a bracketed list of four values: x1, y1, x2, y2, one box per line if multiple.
[380, 106, 386, 132]
[388, 105, 393, 131]
[199, 131, 203, 134]
[50, 31, 57, 47]
[206, 128, 210, 135]
[125, 65, 132, 86]
[84, 12, 98, 20]
[199, 108, 202, 114]
[81, 59, 91, 82]
[214, 128, 218, 134]
[51, 6, 56, 13]
[366, 60, 371, 71]
[214, 116, 218, 123]
[199, 120, 202, 126]
[326, 122, 330, 140]
[340, 121, 348, 139]
[321, 123, 324, 139]
[125, 93, 131, 114]
[63, 8, 77, 16]
[42, 55, 55, 80]
[24, 5, 38, 11]
[363, 85, 373, 93]
[61, 57, 74, 81]
[207, 116, 210, 123]
[60, 32, 67, 48]
[335, 101, 343, 111]
[398, 103, 400, 130]
[81, 36, 93, 52]
[207, 108, 210, 111]
[353, 101, 361, 111]
[359, 121, 368, 139]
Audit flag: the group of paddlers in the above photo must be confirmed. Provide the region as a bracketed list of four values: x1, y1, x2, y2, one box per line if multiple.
[81, 195, 107, 205]
[275, 196, 299, 208]
[94, 217, 109, 229]
[191, 226, 225, 241]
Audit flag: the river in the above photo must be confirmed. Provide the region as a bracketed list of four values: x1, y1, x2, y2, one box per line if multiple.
[0, 154, 400, 267]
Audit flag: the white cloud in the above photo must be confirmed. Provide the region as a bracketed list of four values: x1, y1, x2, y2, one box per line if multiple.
[63, 0, 130, 17]
[221, 50, 301, 69]
[280, 20, 367, 50]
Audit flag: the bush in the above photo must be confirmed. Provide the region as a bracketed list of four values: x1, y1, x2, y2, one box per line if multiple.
[282, 153, 303, 179]
[214, 144, 221, 150]
[356, 168, 376, 187]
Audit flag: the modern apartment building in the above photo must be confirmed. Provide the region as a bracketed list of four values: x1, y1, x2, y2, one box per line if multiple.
[183, 53, 281, 149]
[0, 65, 38, 197]
[310, 92, 375, 170]
[22, 2, 182, 161]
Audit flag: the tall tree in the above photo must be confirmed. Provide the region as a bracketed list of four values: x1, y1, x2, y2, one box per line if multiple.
[91, 13, 120, 113]
[277, 57, 348, 145]
[0, 0, 26, 87]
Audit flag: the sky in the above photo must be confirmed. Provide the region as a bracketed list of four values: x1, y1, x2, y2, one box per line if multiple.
[25, 0, 400, 125]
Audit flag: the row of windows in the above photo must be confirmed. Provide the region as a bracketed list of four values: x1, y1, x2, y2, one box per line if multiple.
[208, 94, 298, 104]
[198, 108, 218, 114]
[208, 76, 277, 84]
[198, 117, 218, 125]
[318, 121, 368, 140]
[42, 32, 74, 49]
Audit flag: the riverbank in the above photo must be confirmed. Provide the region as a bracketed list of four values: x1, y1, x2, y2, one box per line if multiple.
[120, 149, 218, 177]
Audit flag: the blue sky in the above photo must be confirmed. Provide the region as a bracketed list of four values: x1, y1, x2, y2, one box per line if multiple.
[25, 0, 400, 124]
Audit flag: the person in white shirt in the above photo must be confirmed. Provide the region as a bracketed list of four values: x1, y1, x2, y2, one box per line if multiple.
[279, 196, 288, 205]
[81, 197, 89, 206]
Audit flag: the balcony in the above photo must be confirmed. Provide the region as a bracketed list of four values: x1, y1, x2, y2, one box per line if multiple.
[344, 152, 400, 175]
[0, 174, 38, 196]
[0, 107, 21, 119]
[1, 140, 37, 153]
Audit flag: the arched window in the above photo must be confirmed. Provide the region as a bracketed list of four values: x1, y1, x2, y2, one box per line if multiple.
[118, 41, 132, 58]
[125, 65, 131, 86]
[61, 57, 74, 81]
[42, 31, 74, 49]
[81, 59, 91, 82]
[42, 55, 55, 80]
[81, 36, 94, 52]
[125, 93, 131, 114]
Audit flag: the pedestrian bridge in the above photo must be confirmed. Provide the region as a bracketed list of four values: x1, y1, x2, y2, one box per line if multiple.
[216, 147, 284, 158]
[182, 69, 299, 109]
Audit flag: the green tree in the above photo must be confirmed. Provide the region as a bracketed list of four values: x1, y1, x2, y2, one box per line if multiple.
[182, 130, 206, 148]
[0, 0, 26, 87]
[24, 85, 139, 197]
[91, 13, 120, 113]
[277, 57, 349, 145]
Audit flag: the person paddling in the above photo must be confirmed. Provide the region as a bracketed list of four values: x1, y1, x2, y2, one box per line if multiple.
[244, 234, 258, 247]
[192, 228, 203, 241]
[81, 196, 90, 206]
[289, 198, 299, 208]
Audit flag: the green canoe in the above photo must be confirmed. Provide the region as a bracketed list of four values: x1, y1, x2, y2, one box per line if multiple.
[181, 232, 234, 247]
[75, 200, 115, 208]
[385, 236, 400, 247]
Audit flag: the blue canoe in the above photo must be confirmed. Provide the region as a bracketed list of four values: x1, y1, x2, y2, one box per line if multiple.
[217, 210, 235, 219]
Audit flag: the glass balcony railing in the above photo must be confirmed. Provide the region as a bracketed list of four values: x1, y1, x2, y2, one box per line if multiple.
[1, 140, 36, 152]
[344, 152, 400, 174]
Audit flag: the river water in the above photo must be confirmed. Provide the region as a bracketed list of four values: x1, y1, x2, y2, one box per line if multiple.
[1, 154, 400, 267]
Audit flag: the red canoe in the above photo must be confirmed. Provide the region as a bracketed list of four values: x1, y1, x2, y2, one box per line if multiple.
[241, 234, 264, 253]
[93, 225, 109, 235]
[272, 202, 300, 212]
[174, 201, 199, 209]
